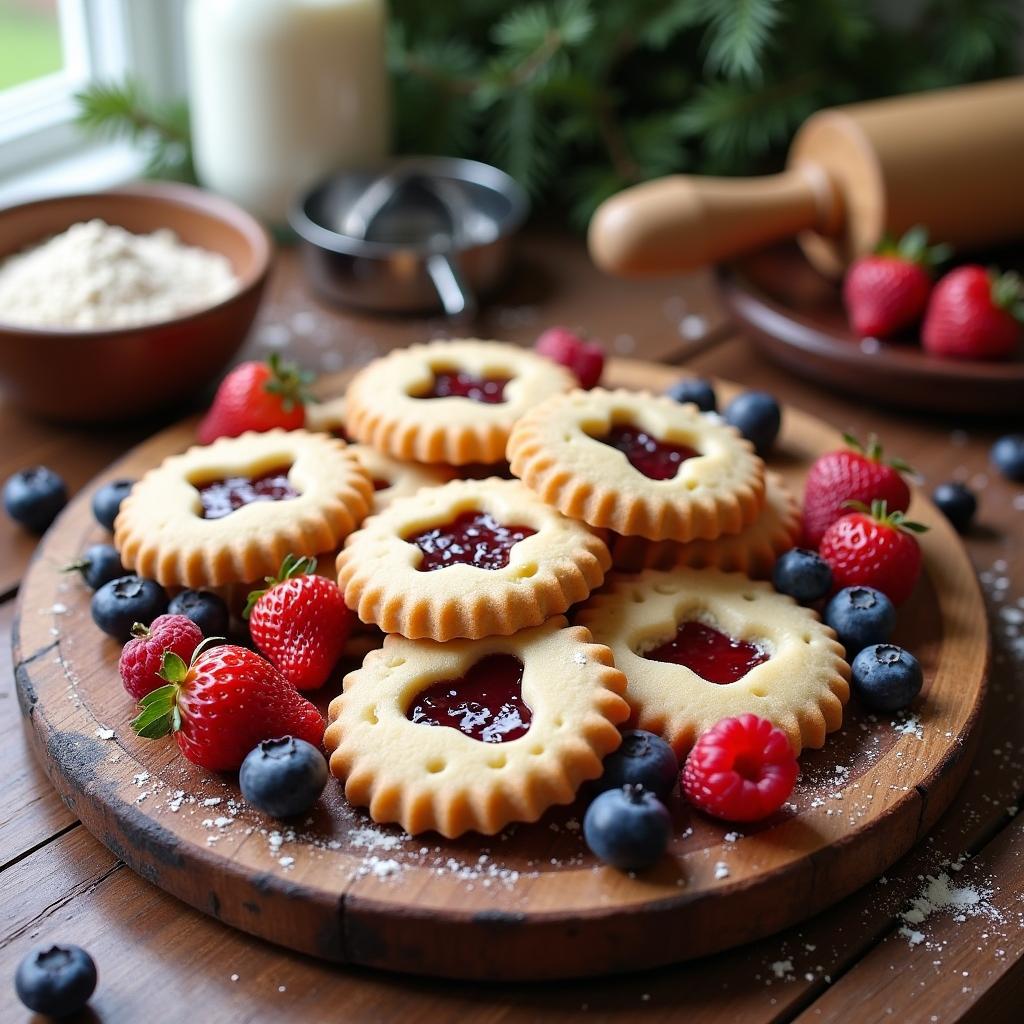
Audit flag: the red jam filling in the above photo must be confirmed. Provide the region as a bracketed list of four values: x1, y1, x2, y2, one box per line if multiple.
[372, 478, 390, 492]
[644, 621, 767, 684]
[406, 510, 536, 571]
[408, 654, 530, 743]
[597, 424, 699, 480]
[414, 370, 510, 404]
[196, 467, 298, 520]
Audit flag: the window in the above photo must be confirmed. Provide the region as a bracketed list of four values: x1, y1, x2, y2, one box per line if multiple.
[0, 0, 185, 190]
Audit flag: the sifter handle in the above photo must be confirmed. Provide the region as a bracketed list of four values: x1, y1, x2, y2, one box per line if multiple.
[587, 165, 841, 276]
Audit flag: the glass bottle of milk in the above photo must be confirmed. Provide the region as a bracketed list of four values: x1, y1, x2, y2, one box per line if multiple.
[186, 0, 390, 226]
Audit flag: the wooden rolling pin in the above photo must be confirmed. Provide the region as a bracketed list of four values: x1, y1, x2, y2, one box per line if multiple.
[588, 77, 1024, 278]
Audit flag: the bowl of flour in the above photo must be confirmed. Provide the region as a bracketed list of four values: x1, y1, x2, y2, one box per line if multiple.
[0, 182, 272, 422]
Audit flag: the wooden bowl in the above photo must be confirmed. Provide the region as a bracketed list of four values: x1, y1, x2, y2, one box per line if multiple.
[0, 182, 272, 422]
[718, 244, 1024, 415]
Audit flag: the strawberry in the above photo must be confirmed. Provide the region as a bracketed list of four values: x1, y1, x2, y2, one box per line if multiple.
[131, 643, 325, 771]
[842, 226, 951, 338]
[922, 265, 1024, 361]
[819, 500, 928, 606]
[802, 433, 913, 549]
[118, 614, 204, 700]
[245, 554, 354, 690]
[535, 326, 605, 389]
[197, 354, 312, 444]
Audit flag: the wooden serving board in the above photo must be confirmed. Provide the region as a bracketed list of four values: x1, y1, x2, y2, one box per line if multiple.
[718, 244, 1024, 415]
[12, 357, 988, 981]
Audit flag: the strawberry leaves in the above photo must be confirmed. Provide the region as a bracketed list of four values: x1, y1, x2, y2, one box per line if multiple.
[844, 499, 929, 533]
[263, 353, 314, 413]
[875, 225, 952, 271]
[243, 553, 317, 619]
[130, 650, 187, 738]
[842, 433, 915, 476]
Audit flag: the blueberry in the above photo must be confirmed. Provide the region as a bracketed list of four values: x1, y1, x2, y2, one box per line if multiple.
[851, 644, 923, 712]
[772, 548, 833, 604]
[3, 466, 67, 533]
[15, 943, 97, 1017]
[666, 377, 717, 413]
[240, 736, 328, 818]
[583, 784, 672, 872]
[169, 589, 230, 638]
[594, 730, 678, 799]
[823, 585, 896, 657]
[990, 435, 1024, 483]
[723, 392, 781, 455]
[91, 575, 168, 640]
[931, 482, 976, 533]
[92, 479, 135, 531]
[64, 543, 126, 590]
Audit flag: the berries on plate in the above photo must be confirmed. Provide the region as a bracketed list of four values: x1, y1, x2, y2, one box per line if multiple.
[723, 391, 780, 456]
[819, 499, 927, 606]
[240, 736, 328, 818]
[119, 613, 204, 700]
[91, 478, 134, 531]
[534, 326, 604, 390]
[169, 588, 230, 638]
[131, 644, 325, 771]
[245, 554, 354, 690]
[197, 353, 312, 444]
[63, 543, 126, 590]
[842, 226, 949, 338]
[772, 548, 833, 604]
[991, 434, 1024, 482]
[802, 433, 912, 548]
[666, 376, 716, 412]
[91, 575, 168, 640]
[583, 784, 672, 872]
[931, 481, 976, 533]
[594, 729, 678, 799]
[922, 265, 1023, 361]
[851, 643, 923, 713]
[681, 714, 798, 822]
[823, 585, 896, 656]
[15, 943, 97, 1017]
[3, 466, 67, 533]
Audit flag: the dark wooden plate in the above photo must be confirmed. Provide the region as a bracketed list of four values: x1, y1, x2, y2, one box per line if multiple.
[718, 245, 1024, 415]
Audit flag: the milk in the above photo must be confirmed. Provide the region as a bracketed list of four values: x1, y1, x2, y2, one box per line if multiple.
[186, 0, 390, 225]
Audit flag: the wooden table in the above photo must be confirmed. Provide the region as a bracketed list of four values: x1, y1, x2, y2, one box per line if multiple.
[2, 234, 1022, 1023]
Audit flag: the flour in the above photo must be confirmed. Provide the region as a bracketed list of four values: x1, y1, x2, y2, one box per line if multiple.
[0, 219, 238, 328]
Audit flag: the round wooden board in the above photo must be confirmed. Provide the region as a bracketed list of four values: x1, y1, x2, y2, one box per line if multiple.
[718, 244, 1024, 415]
[13, 357, 988, 981]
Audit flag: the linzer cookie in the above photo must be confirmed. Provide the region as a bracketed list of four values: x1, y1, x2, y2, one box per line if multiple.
[507, 388, 766, 542]
[577, 567, 849, 754]
[336, 477, 610, 641]
[344, 339, 576, 465]
[115, 429, 373, 588]
[324, 617, 629, 837]
[347, 444, 454, 514]
[608, 472, 800, 577]
[304, 395, 349, 439]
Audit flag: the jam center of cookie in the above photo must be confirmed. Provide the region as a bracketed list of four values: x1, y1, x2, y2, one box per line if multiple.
[644, 621, 767, 683]
[196, 467, 299, 520]
[408, 654, 530, 743]
[407, 511, 536, 571]
[415, 370, 510, 404]
[598, 424, 699, 480]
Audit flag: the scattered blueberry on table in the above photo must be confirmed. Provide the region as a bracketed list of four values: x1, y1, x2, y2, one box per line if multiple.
[3, 466, 68, 533]
[169, 588, 230, 638]
[823, 585, 896, 656]
[594, 729, 678, 799]
[772, 548, 833, 604]
[723, 391, 781, 455]
[240, 736, 328, 819]
[990, 434, 1024, 483]
[63, 543, 126, 591]
[15, 943, 97, 1017]
[91, 478, 135, 531]
[931, 481, 976, 533]
[666, 376, 717, 412]
[583, 784, 671, 872]
[851, 643, 923, 712]
[91, 575, 169, 640]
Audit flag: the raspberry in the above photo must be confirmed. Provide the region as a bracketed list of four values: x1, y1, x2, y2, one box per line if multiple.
[534, 326, 604, 389]
[119, 613, 203, 700]
[681, 714, 798, 822]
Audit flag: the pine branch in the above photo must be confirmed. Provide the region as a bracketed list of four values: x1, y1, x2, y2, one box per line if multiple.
[699, 0, 782, 82]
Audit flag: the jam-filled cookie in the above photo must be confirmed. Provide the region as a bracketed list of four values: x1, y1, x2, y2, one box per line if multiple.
[507, 388, 766, 542]
[304, 395, 349, 439]
[115, 429, 373, 588]
[608, 472, 800, 578]
[324, 617, 629, 837]
[348, 444, 454, 514]
[577, 568, 849, 754]
[337, 477, 610, 641]
[344, 339, 576, 465]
